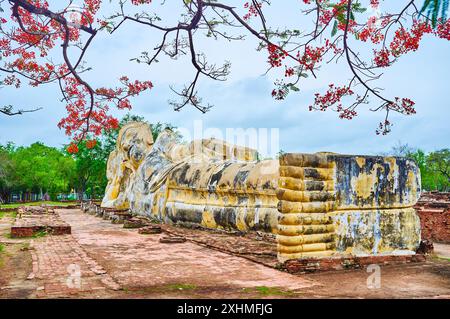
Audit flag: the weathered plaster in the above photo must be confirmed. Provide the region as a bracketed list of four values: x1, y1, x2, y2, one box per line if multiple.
[102, 123, 422, 262]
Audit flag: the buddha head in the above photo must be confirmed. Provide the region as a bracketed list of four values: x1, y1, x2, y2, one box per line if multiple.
[102, 122, 154, 208]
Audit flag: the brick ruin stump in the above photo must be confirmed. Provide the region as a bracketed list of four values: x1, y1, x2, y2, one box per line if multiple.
[138, 225, 162, 234]
[80, 202, 132, 223]
[159, 236, 187, 244]
[111, 211, 133, 224]
[10, 206, 71, 238]
[123, 217, 150, 229]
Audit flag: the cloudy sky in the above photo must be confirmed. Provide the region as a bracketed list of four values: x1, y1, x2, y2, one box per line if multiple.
[0, 1, 449, 158]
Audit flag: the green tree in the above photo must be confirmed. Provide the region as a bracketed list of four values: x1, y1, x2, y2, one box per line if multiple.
[0, 143, 76, 201]
[66, 140, 108, 200]
[0, 144, 15, 203]
[406, 149, 436, 191]
[388, 143, 450, 192]
[2, 114, 180, 202]
[426, 149, 450, 191]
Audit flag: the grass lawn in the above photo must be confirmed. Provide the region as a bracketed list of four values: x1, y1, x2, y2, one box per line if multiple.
[0, 211, 17, 219]
[0, 201, 77, 209]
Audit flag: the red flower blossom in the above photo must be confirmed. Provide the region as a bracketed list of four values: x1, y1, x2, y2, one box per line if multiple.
[86, 139, 97, 149]
[67, 143, 79, 154]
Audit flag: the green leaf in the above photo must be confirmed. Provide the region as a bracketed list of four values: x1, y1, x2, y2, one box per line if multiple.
[421, 0, 449, 28]
[421, 0, 432, 13]
[331, 20, 338, 37]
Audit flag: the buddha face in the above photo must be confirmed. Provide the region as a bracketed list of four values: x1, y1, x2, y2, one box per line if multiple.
[118, 122, 154, 169]
[102, 122, 154, 208]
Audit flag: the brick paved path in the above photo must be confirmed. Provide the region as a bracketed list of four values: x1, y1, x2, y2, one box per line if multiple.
[29, 234, 120, 298]
[23, 208, 315, 298]
[434, 243, 450, 259]
[58, 209, 316, 294]
[6, 208, 447, 299]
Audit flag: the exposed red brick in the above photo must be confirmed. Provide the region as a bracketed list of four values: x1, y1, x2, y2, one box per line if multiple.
[283, 254, 426, 274]
[415, 192, 450, 243]
[10, 226, 35, 238]
[10, 206, 71, 238]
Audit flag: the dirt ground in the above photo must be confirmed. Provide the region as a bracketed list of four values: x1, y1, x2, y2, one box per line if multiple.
[0, 208, 449, 299]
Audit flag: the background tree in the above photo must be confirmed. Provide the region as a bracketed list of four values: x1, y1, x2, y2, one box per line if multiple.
[388, 143, 449, 191]
[0, 113, 181, 202]
[426, 149, 450, 191]
[12, 142, 75, 199]
[66, 139, 107, 199]
[0, 144, 15, 203]
[0, 142, 75, 201]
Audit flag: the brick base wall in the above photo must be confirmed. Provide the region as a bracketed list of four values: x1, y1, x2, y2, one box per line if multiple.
[11, 225, 71, 238]
[414, 192, 450, 243]
[417, 209, 449, 243]
[283, 254, 426, 274]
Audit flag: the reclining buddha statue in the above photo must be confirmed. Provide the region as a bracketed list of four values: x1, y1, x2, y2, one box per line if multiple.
[102, 122, 422, 262]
